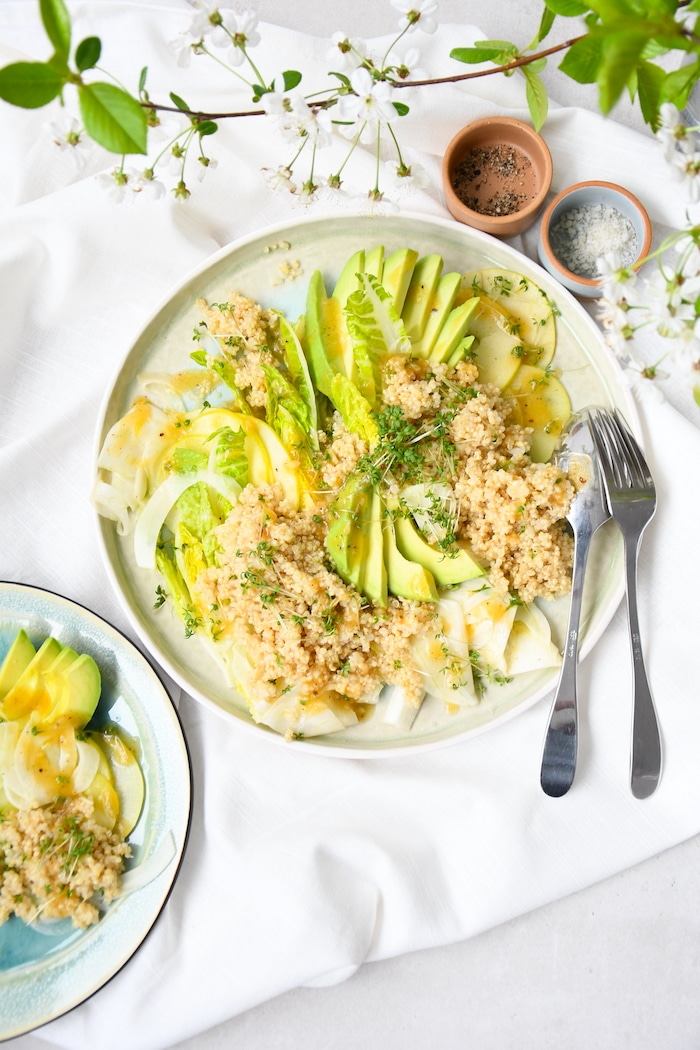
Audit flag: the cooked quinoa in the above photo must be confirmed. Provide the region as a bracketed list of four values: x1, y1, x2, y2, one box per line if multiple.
[0, 796, 130, 929]
[188, 289, 575, 715]
[196, 483, 432, 709]
[197, 291, 279, 409]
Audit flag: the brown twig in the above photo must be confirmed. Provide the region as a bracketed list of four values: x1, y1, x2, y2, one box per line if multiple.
[141, 34, 586, 123]
[395, 34, 587, 87]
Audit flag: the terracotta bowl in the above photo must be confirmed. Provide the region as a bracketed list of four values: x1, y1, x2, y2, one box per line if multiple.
[441, 116, 553, 238]
[537, 180, 652, 299]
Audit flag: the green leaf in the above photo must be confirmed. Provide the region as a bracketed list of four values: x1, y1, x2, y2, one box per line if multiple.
[78, 82, 148, 154]
[75, 36, 101, 72]
[660, 61, 700, 108]
[0, 61, 64, 108]
[527, 6, 556, 49]
[587, 0, 638, 19]
[450, 46, 508, 65]
[196, 119, 218, 136]
[598, 31, 648, 112]
[251, 83, 266, 102]
[39, 0, 71, 61]
[139, 67, 148, 94]
[474, 39, 519, 51]
[559, 33, 603, 83]
[169, 91, 191, 112]
[450, 46, 495, 64]
[544, 0, 590, 14]
[392, 101, 409, 117]
[282, 69, 302, 90]
[635, 59, 665, 126]
[523, 67, 549, 130]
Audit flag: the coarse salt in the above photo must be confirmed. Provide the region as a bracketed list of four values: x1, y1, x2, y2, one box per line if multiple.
[549, 202, 638, 278]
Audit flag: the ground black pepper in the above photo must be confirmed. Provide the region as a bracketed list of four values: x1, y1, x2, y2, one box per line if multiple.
[451, 144, 537, 216]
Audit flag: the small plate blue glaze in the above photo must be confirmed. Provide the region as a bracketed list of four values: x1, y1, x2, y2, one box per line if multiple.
[0, 582, 192, 1040]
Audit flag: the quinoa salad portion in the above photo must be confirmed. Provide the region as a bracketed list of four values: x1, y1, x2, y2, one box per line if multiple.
[0, 632, 145, 929]
[95, 247, 576, 740]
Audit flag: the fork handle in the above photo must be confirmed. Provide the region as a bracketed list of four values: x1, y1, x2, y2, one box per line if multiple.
[540, 526, 593, 797]
[623, 533, 662, 799]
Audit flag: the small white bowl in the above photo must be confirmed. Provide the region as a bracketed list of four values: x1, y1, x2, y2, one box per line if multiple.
[537, 180, 652, 299]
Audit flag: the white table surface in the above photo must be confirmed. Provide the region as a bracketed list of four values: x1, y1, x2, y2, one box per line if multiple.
[10, 2, 700, 1049]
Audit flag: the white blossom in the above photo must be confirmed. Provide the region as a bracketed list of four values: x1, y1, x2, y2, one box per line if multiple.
[327, 32, 368, 72]
[357, 190, 400, 216]
[196, 155, 218, 181]
[335, 67, 397, 131]
[381, 156, 430, 192]
[169, 28, 202, 67]
[385, 46, 426, 82]
[260, 77, 293, 120]
[668, 147, 700, 201]
[656, 103, 695, 163]
[262, 81, 332, 147]
[48, 117, 93, 170]
[390, 0, 438, 35]
[290, 97, 333, 147]
[96, 166, 167, 202]
[624, 363, 668, 406]
[262, 164, 297, 194]
[597, 251, 637, 304]
[131, 170, 167, 199]
[669, 321, 700, 363]
[643, 268, 696, 338]
[224, 10, 261, 65]
[186, 0, 237, 41]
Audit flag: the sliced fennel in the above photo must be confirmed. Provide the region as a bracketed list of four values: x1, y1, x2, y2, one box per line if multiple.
[133, 470, 241, 570]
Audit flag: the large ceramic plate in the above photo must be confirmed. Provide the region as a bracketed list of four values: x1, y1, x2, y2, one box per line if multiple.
[0, 583, 192, 1040]
[94, 212, 632, 756]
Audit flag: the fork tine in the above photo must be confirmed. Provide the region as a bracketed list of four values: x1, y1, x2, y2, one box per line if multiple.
[612, 409, 654, 489]
[588, 408, 626, 489]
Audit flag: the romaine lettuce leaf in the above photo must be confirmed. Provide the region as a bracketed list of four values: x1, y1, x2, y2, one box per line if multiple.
[345, 272, 412, 370]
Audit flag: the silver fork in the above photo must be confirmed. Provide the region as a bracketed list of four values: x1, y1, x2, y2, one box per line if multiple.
[540, 411, 611, 797]
[588, 407, 662, 799]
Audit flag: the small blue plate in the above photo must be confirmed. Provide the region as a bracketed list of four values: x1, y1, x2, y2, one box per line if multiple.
[0, 582, 192, 1040]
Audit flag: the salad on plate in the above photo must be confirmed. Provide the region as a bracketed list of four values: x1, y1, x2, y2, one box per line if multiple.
[94, 244, 578, 741]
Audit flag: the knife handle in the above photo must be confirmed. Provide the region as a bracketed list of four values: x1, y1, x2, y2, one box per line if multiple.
[540, 525, 592, 797]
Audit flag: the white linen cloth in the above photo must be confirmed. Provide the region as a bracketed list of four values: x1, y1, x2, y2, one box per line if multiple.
[0, 4, 698, 1048]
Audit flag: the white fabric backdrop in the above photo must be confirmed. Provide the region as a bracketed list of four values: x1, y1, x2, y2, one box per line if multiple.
[0, 3, 698, 1049]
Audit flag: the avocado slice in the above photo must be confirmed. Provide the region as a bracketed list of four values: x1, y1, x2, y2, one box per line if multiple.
[364, 245, 384, 281]
[304, 269, 357, 395]
[428, 297, 481, 364]
[411, 271, 462, 358]
[358, 489, 388, 607]
[39, 652, 102, 729]
[344, 484, 374, 593]
[326, 474, 367, 580]
[381, 248, 419, 314]
[332, 249, 365, 306]
[383, 512, 439, 602]
[394, 514, 484, 587]
[0, 636, 63, 722]
[0, 629, 36, 702]
[446, 334, 476, 368]
[401, 254, 444, 344]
